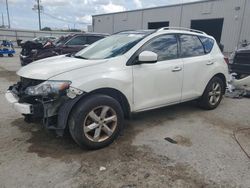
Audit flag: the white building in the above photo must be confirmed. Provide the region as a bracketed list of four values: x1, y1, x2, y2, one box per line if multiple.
[92, 0, 250, 52]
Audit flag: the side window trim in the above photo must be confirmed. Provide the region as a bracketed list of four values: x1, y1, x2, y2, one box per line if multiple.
[177, 34, 207, 59]
[126, 33, 180, 66]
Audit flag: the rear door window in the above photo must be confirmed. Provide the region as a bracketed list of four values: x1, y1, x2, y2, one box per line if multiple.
[66, 36, 87, 45]
[199, 36, 214, 53]
[180, 35, 205, 58]
[87, 36, 104, 44]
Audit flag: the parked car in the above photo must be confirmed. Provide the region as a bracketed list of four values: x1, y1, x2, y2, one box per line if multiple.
[32, 36, 57, 44]
[20, 33, 108, 66]
[5, 28, 228, 149]
[229, 43, 250, 78]
[18, 36, 57, 47]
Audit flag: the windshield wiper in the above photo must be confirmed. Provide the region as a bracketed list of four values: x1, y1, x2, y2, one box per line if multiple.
[74, 55, 88, 59]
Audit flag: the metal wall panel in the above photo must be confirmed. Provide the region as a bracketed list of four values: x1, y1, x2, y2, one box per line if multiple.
[93, 15, 113, 34]
[92, 0, 249, 52]
[240, 0, 250, 44]
[180, 0, 245, 52]
[141, 6, 181, 29]
[113, 11, 143, 33]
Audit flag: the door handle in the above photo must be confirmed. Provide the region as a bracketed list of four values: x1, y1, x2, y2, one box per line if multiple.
[172, 66, 182, 72]
[206, 61, 215, 65]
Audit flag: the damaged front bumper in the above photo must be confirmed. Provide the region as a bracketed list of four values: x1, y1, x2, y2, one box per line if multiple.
[5, 90, 32, 114]
[5, 80, 85, 136]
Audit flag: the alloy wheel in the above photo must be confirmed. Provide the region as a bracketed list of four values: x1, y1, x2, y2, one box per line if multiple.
[83, 105, 117, 142]
[208, 82, 222, 106]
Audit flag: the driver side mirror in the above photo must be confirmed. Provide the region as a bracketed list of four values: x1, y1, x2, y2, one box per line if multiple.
[138, 51, 158, 64]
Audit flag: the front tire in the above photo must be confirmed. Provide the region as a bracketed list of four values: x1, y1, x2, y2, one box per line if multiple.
[198, 77, 224, 110]
[69, 94, 124, 149]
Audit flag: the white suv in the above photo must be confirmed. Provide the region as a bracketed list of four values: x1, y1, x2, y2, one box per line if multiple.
[5, 28, 229, 149]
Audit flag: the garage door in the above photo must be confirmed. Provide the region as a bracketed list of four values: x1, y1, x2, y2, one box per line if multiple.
[191, 18, 224, 42]
[148, 21, 169, 29]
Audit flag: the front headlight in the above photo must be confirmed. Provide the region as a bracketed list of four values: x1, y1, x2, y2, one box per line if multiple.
[25, 80, 71, 96]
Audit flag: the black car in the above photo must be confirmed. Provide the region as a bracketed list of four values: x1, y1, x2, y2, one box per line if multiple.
[20, 33, 108, 66]
[229, 43, 250, 78]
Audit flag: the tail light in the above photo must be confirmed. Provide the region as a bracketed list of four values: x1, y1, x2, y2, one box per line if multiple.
[224, 57, 229, 64]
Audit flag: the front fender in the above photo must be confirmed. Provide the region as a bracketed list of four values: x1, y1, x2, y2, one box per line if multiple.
[56, 93, 85, 136]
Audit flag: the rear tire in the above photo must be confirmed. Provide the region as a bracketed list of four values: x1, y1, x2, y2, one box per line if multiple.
[198, 77, 224, 110]
[69, 94, 124, 150]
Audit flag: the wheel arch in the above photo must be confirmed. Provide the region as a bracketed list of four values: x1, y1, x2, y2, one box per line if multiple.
[213, 73, 227, 94]
[88, 87, 131, 118]
[201, 73, 227, 96]
[56, 87, 131, 136]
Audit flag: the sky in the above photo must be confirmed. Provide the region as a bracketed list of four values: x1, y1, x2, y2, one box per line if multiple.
[0, 0, 201, 30]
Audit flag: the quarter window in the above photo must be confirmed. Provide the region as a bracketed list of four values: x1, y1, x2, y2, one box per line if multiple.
[141, 35, 178, 61]
[180, 35, 205, 57]
[199, 36, 214, 53]
[66, 36, 86, 45]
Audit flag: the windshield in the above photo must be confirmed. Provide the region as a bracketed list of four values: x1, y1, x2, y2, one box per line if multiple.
[75, 33, 146, 60]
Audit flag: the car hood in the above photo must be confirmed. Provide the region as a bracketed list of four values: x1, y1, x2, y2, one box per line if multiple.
[17, 55, 108, 80]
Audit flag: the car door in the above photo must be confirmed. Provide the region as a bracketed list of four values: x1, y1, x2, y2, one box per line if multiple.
[132, 34, 183, 111]
[179, 34, 212, 101]
[62, 35, 87, 54]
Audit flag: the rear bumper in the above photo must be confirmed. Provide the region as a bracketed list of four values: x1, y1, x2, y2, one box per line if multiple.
[5, 90, 32, 114]
[229, 64, 250, 75]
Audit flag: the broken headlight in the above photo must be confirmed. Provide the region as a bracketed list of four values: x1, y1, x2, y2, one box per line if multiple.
[25, 80, 71, 96]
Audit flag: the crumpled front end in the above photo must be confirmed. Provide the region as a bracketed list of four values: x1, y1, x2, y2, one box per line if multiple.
[5, 77, 84, 136]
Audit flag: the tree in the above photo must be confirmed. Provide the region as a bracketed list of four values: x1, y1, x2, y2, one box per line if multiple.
[41, 27, 52, 31]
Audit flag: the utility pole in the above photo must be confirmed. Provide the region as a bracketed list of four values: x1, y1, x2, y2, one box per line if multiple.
[6, 0, 10, 28]
[37, 0, 41, 30]
[1, 13, 4, 27]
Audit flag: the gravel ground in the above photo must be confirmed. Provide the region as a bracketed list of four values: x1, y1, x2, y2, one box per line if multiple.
[0, 50, 250, 188]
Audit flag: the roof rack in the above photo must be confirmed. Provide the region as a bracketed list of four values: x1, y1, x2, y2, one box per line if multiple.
[157, 27, 207, 35]
[114, 30, 156, 35]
